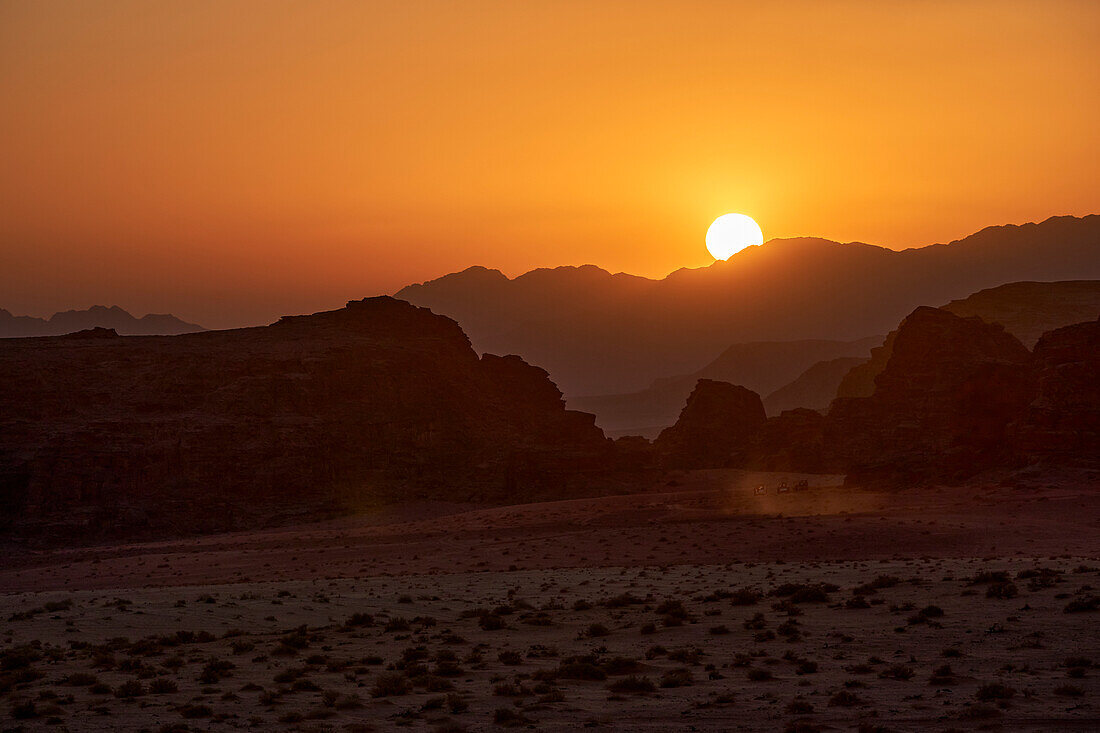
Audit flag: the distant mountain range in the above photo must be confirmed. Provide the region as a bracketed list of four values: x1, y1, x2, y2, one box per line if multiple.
[577, 280, 1100, 436]
[571, 336, 881, 437]
[397, 215, 1100, 396]
[0, 305, 204, 338]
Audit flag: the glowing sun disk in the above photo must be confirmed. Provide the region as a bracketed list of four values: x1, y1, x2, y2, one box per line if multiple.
[706, 213, 764, 260]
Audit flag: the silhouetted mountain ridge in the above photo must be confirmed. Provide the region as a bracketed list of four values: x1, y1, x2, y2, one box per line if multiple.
[397, 215, 1099, 396]
[0, 305, 204, 338]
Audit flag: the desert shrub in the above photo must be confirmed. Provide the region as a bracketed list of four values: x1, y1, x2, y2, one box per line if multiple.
[493, 683, 526, 697]
[609, 675, 655, 694]
[1, 646, 40, 671]
[149, 678, 178, 694]
[478, 614, 506, 631]
[433, 660, 463, 677]
[659, 668, 694, 688]
[445, 693, 468, 713]
[115, 680, 146, 698]
[229, 640, 254, 655]
[585, 623, 609, 638]
[845, 596, 871, 609]
[1054, 685, 1084, 697]
[554, 660, 606, 681]
[273, 666, 307, 683]
[601, 656, 643, 675]
[960, 704, 1001, 719]
[10, 701, 38, 719]
[730, 588, 762, 605]
[970, 571, 1010, 585]
[790, 586, 831, 603]
[976, 683, 1015, 701]
[371, 672, 411, 697]
[777, 619, 801, 639]
[538, 688, 565, 703]
[986, 582, 1018, 599]
[852, 575, 900, 595]
[62, 672, 99, 686]
[572, 599, 592, 611]
[796, 661, 818, 675]
[639, 623, 657, 635]
[710, 625, 730, 635]
[828, 690, 863, 707]
[786, 699, 813, 714]
[929, 664, 956, 685]
[603, 593, 644, 608]
[498, 651, 522, 666]
[198, 659, 234, 684]
[655, 599, 688, 618]
[879, 665, 914, 680]
[1064, 596, 1100, 613]
[919, 605, 944, 618]
[744, 612, 767, 630]
[668, 647, 702, 665]
[493, 708, 529, 727]
[384, 617, 410, 632]
[747, 668, 773, 682]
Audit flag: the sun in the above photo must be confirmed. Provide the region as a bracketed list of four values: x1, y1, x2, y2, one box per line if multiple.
[706, 213, 764, 260]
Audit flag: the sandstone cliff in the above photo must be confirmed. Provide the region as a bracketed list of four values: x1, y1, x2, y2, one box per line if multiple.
[0, 297, 610, 538]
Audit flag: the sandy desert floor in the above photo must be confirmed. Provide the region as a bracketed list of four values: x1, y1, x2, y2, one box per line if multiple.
[1, 472, 1098, 731]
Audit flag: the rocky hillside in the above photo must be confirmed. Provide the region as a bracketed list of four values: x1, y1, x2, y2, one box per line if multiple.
[762, 356, 868, 415]
[652, 307, 1099, 483]
[942, 280, 1100, 347]
[0, 297, 610, 539]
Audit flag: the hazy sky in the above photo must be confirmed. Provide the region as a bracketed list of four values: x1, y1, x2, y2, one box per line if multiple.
[2, 0, 1098, 327]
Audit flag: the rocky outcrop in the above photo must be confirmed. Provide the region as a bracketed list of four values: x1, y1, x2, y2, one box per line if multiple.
[1012, 317, 1100, 465]
[745, 408, 833, 473]
[942, 281, 1100, 348]
[0, 297, 610, 538]
[826, 307, 1036, 483]
[654, 379, 766, 468]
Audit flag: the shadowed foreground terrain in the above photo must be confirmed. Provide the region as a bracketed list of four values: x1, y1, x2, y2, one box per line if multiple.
[1, 475, 1098, 731]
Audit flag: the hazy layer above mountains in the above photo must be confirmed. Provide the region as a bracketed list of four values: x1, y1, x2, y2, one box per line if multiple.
[398, 215, 1100, 396]
[0, 305, 204, 338]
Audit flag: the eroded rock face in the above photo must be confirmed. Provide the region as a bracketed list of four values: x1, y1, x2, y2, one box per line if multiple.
[1012, 317, 1100, 465]
[745, 409, 834, 474]
[654, 379, 766, 468]
[827, 306, 1036, 483]
[0, 297, 610, 537]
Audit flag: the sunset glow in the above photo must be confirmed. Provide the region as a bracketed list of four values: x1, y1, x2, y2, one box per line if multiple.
[0, 1, 1097, 327]
[706, 214, 764, 260]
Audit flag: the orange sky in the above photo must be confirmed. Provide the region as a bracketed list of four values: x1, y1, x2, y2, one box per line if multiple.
[1, 0, 1098, 328]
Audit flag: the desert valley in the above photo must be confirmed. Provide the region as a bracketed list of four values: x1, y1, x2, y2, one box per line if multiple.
[2, 214, 1099, 731]
[2, 2, 1098, 731]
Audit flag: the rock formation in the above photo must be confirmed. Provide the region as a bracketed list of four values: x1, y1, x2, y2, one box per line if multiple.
[654, 379, 766, 468]
[1012, 317, 1100, 465]
[0, 297, 610, 538]
[826, 307, 1036, 483]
